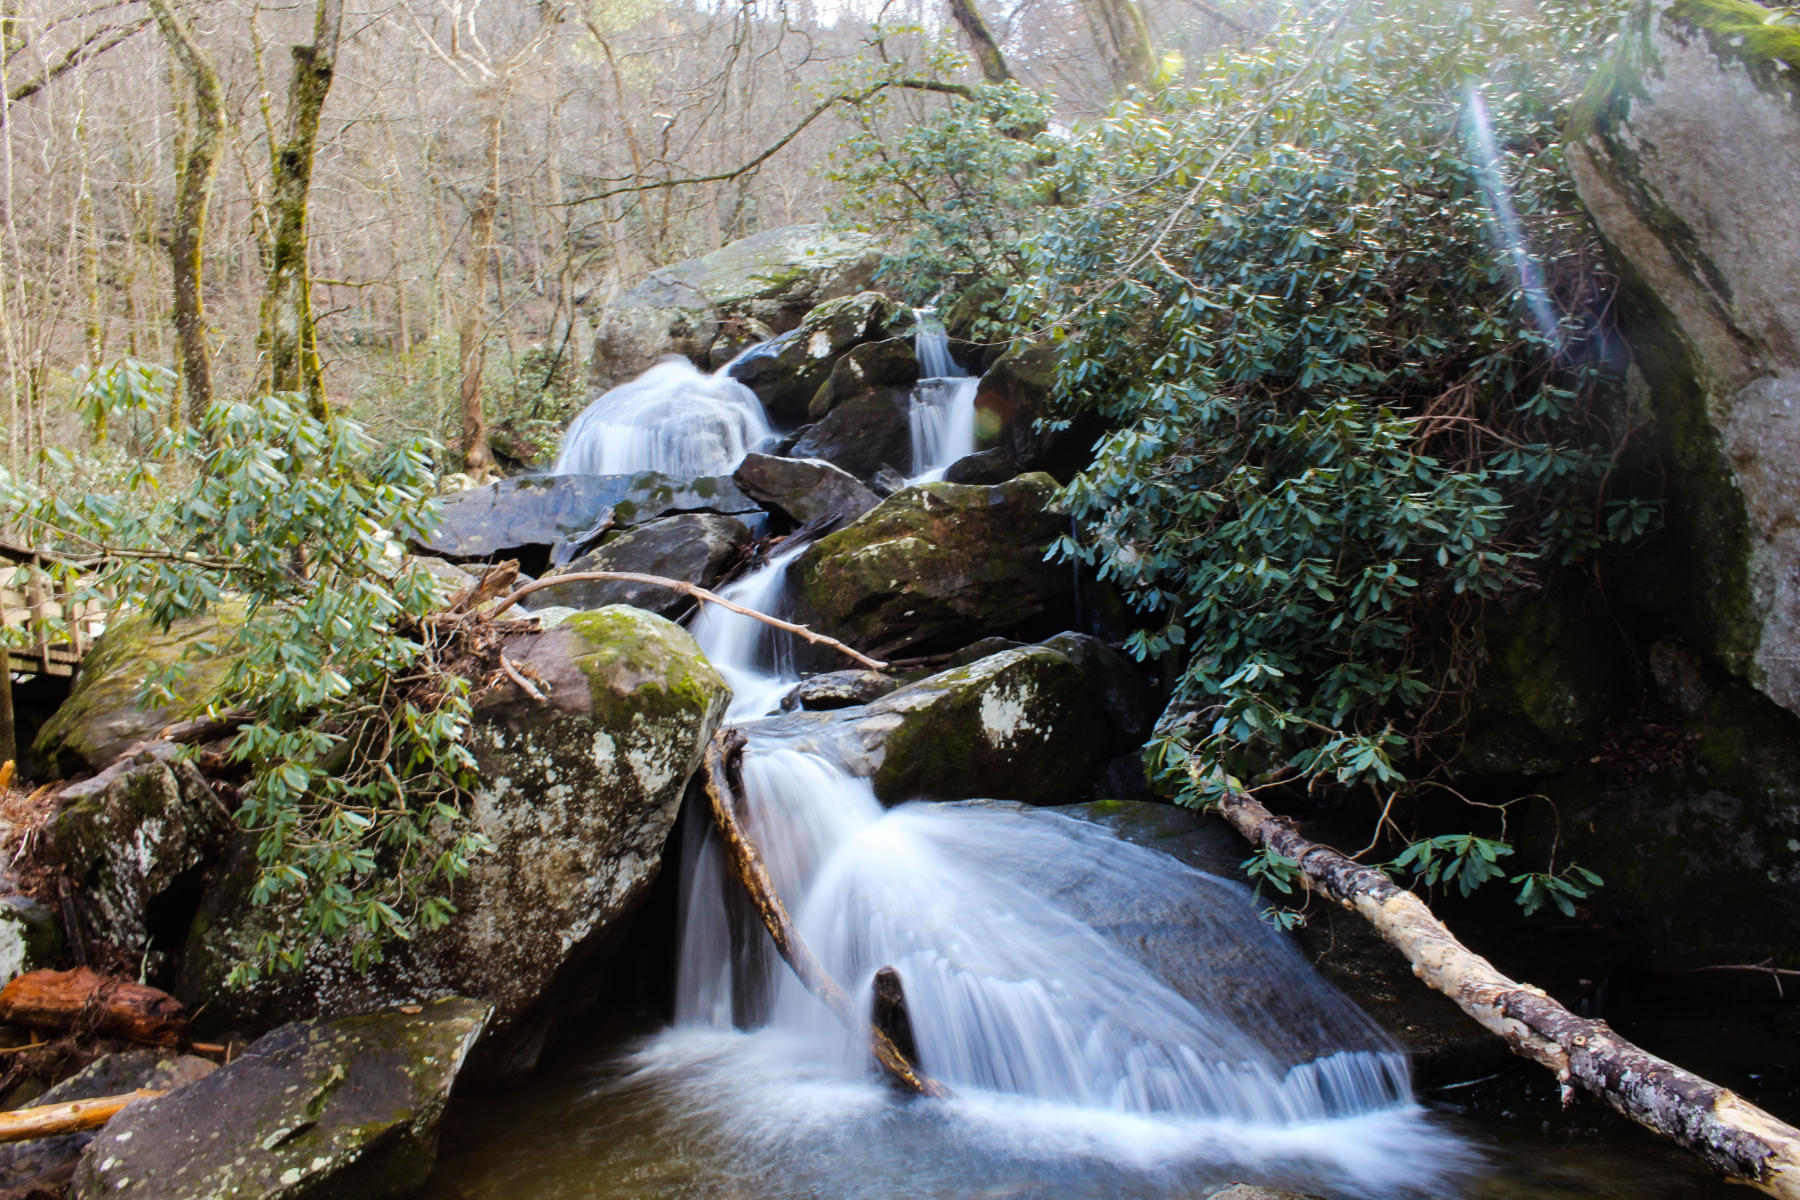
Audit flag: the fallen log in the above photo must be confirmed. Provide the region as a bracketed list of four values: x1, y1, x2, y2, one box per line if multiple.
[0, 1089, 165, 1143]
[1213, 778, 1800, 1199]
[871, 966, 921, 1068]
[0, 968, 188, 1046]
[702, 729, 948, 1098]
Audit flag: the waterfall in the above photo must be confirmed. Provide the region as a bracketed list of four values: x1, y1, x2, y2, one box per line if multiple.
[907, 312, 980, 482]
[554, 358, 772, 477]
[688, 540, 807, 721]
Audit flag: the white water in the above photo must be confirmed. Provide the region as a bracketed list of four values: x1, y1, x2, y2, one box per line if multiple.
[554, 358, 772, 477]
[907, 315, 980, 482]
[688, 540, 807, 721]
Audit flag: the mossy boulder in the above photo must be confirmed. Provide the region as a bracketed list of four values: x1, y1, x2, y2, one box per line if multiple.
[588, 225, 882, 390]
[525, 513, 751, 618]
[972, 339, 1098, 482]
[726, 291, 909, 424]
[1566, 0, 1800, 718]
[807, 337, 921, 420]
[0, 896, 61, 987]
[177, 607, 730, 1079]
[72, 999, 488, 1200]
[786, 385, 914, 481]
[732, 452, 879, 528]
[792, 474, 1072, 660]
[757, 634, 1153, 804]
[34, 612, 242, 775]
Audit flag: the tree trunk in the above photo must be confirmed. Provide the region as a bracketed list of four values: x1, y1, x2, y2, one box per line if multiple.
[0, 1090, 165, 1143]
[1083, 0, 1156, 91]
[0, 646, 14, 770]
[0, 967, 189, 1045]
[1212, 779, 1800, 1199]
[146, 0, 225, 426]
[945, 0, 1014, 84]
[258, 0, 341, 417]
[458, 92, 502, 479]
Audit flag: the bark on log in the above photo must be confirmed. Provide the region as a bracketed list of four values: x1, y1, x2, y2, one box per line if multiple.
[703, 729, 949, 1098]
[0, 968, 188, 1046]
[871, 966, 920, 1068]
[1213, 781, 1800, 1199]
[0, 1089, 165, 1143]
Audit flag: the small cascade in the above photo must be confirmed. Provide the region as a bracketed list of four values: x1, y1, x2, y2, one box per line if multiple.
[687, 541, 807, 722]
[554, 358, 771, 477]
[906, 312, 980, 482]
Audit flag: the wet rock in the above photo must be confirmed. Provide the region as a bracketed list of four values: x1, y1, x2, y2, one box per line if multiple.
[0, 896, 60, 986]
[868, 467, 910, 497]
[732, 453, 880, 528]
[973, 340, 1099, 481]
[707, 315, 777, 370]
[412, 471, 759, 565]
[807, 337, 921, 420]
[72, 999, 488, 1200]
[726, 292, 907, 424]
[178, 607, 730, 1079]
[779, 670, 898, 712]
[759, 633, 1153, 804]
[1205, 1187, 1327, 1200]
[942, 445, 1020, 485]
[787, 386, 914, 482]
[588, 225, 882, 390]
[793, 474, 1072, 659]
[525, 513, 751, 619]
[45, 748, 233, 961]
[1567, 0, 1800, 720]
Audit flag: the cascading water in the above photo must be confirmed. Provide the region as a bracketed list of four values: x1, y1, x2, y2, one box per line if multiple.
[554, 358, 772, 477]
[687, 540, 807, 722]
[906, 312, 980, 482]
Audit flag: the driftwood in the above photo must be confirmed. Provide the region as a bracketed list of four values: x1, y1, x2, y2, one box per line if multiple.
[0, 1089, 165, 1143]
[702, 729, 948, 1098]
[1214, 781, 1800, 1199]
[0, 968, 188, 1046]
[871, 966, 921, 1067]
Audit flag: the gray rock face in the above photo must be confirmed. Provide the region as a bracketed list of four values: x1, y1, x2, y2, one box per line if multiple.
[756, 633, 1153, 804]
[793, 474, 1073, 659]
[178, 607, 731, 1079]
[0, 895, 60, 986]
[1566, 0, 1800, 718]
[47, 747, 233, 957]
[0, 1050, 215, 1195]
[725, 292, 907, 424]
[808, 337, 920, 420]
[525, 513, 751, 618]
[942, 445, 1021, 485]
[787, 386, 914, 481]
[72, 999, 489, 1200]
[778, 669, 899, 712]
[588, 225, 882, 391]
[732, 453, 880, 528]
[973, 339, 1097, 481]
[413, 472, 759, 564]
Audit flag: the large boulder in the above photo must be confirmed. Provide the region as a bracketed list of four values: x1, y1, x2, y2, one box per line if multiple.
[178, 607, 731, 1078]
[73, 999, 488, 1200]
[725, 292, 910, 424]
[1566, 0, 1800, 719]
[792, 474, 1072, 660]
[523, 513, 751, 618]
[809, 337, 921, 420]
[787, 386, 914, 481]
[756, 634, 1153, 804]
[732, 452, 880, 528]
[972, 339, 1098, 481]
[588, 225, 882, 391]
[412, 472, 760, 566]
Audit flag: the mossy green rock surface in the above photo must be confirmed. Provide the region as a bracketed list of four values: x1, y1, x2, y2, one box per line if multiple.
[72, 999, 488, 1200]
[178, 607, 729, 1079]
[0, 895, 60, 987]
[793, 474, 1072, 660]
[1566, 0, 1800, 717]
[808, 336, 920, 420]
[726, 291, 906, 424]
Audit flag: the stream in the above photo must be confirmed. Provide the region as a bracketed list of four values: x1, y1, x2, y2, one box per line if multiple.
[436, 328, 1765, 1199]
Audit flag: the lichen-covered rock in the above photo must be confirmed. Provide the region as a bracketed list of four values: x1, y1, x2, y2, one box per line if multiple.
[34, 612, 241, 774]
[757, 634, 1152, 804]
[46, 747, 233, 960]
[778, 669, 898, 712]
[807, 337, 921, 420]
[412, 471, 759, 564]
[726, 292, 907, 424]
[0, 896, 61, 987]
[0, 1050, 214, 1195]
[525, 513, 751, 618]
[1566, 0, 1800, 718]
[588, 225, 882, 390]
[72, 999, 488, 1200]
[178, 607, 730, 1078]
[793, 474, 1072, 659]
[732, 453, 880, 528]
[786, 386, 914, 481]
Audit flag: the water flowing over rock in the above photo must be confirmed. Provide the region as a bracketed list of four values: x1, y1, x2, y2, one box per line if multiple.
[178, 607, 730, 1078]
[525, 513, 752, 618]
[793, 474, 1072, 660]
[725, 291, 911, 424]
[412, 471, 759, 565]
[72, 999, 488, 1200]
[587, 225, 882, 390]
[554, 359, 772, 478]
[731, 452, 880, 527]
[1566, 0, 1800, 719]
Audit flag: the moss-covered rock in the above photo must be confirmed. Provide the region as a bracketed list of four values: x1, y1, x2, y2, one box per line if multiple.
[792, 474, 1072, 660]
[726, 291, 908, 424]
[0, 896, 61, 987]
[526, 513, 751, 618]
[177, 607, 729, 1079]
[72, 999, 488, 1200]
[587, 225, 883, 390]
[807, 337, 921, 420]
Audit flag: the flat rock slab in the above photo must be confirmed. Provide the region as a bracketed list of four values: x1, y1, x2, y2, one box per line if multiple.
[73, 998, 490, 1200]
[733, 453, 879, 528]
